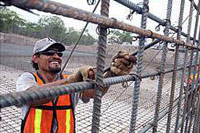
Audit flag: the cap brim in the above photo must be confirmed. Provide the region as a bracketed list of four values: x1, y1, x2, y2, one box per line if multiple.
[40, 42, 66, 52]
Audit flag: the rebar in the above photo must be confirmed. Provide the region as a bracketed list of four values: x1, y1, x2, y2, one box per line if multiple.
[192, 35, 200, 133]
[187, 27, 200, 133]
[0, 75, 136, 108]
[92, 0, 110, 132]
[174, 0, 189, 130]
[129, 0, 149, 132]
[152, 0, 173, 132]
[184, 1, 200, 132]
[180, 0, 194, 132]
[166, 0, 185, 132]
[2, 0, 200, 50]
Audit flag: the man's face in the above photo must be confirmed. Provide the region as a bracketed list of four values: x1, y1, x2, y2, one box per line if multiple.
[33, 49, 63, 73]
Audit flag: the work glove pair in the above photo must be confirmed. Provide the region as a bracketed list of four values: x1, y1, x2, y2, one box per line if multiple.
[67, 50, 137, 83]
[67, 51, 137, 98]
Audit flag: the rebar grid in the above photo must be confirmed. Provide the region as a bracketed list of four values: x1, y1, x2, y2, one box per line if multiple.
[0, 0, 200, 133]
[181, 1, 200, 132]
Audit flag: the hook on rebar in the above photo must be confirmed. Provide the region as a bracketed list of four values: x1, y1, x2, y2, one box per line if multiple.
[96, 26, 110, 35]
[126, 10, 135, 21]
[155, 24, 161, 31]
[87, 0, 96, 5]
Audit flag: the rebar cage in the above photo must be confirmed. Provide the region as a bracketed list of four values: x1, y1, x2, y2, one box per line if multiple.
[0, 0, 200, 133]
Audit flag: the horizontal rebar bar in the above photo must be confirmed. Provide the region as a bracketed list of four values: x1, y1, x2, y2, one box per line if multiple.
[114, 0, 198, 42]
[0, 62, 194, 109]
[141, 64, 193, 79]
[4, 0, 200, 50]
[0, 75, 136, 108]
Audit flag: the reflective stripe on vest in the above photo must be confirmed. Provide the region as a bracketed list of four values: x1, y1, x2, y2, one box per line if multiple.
[22, 72, 75, 133]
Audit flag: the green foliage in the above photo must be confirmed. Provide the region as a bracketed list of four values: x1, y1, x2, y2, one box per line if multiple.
[0, 8, 26, 33]
[109, 29, 132, 44]
[0, 8, 97, 45]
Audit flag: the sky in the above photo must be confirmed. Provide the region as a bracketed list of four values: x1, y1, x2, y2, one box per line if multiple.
[7, 0, 199, 40]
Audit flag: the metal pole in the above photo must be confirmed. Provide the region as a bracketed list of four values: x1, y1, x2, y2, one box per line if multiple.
[192, 32, 200, 133]
[152, 0, 173, 132]
[91, 0, 110, 132]
[167, 0, 185, 132]
[180, 0, 194, 132]
[129, 0, 149, 132]
[184, 1, 200, 132]
[174, 0, 191, 131]
[188, 27, 200, 132]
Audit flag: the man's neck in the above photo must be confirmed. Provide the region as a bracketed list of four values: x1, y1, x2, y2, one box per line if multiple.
[38, 70, 58, 83]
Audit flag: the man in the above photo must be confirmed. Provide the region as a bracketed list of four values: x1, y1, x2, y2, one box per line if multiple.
[16, 38, 136, 133]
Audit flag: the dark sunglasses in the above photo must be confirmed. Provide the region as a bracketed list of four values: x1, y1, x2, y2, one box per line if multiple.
[39, 50, 63, 57]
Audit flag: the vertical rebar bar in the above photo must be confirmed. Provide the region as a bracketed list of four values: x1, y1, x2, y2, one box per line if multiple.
[129, 0, 149, 132]
[91, 0, 110, 132]
[152, 0, 173, 132]
[192, 32, 200, 133]
[166, 0, 185, 131]
[184, 1, 200, 132]
[173, 0, 186, 132]
[180, 1, 194, 132]
[187, 25, 200, 133]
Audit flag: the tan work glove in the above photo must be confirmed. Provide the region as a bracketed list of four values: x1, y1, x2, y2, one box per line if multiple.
[67, 66, 96, 98]
[67, 66, 95, 83]
[110, 50, 137, 76]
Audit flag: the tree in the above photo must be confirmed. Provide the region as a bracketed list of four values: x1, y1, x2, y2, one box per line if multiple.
[0, 8, 26, 33]
[38, 16, 67, 42]
[0, 8, 97, 45]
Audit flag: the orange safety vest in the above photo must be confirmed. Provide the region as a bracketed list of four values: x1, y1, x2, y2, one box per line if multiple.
[22, 72, 75, 133]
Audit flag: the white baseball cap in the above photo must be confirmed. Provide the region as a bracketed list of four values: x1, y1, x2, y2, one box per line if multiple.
[33, 38, 65, 54]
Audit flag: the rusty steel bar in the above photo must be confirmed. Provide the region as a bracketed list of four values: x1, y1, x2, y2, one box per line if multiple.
[192, 34, 200, 133]
[3, 0, 200, 50]
[184, 1, 200, 132]
[0, 75, 136, 108]
[152, 0, 173, 132]
[174, 0, 190, 131]
[180, 0, 194, 132]
[91, 0, 110, 132]
[167, 0, 185, 132]
[129, 0, 149, 132]
[192, 89, 200, 133]
[187, 34, 200, 133]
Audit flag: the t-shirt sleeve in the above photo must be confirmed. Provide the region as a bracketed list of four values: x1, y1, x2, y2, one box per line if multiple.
[16, 72, 37, 92]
